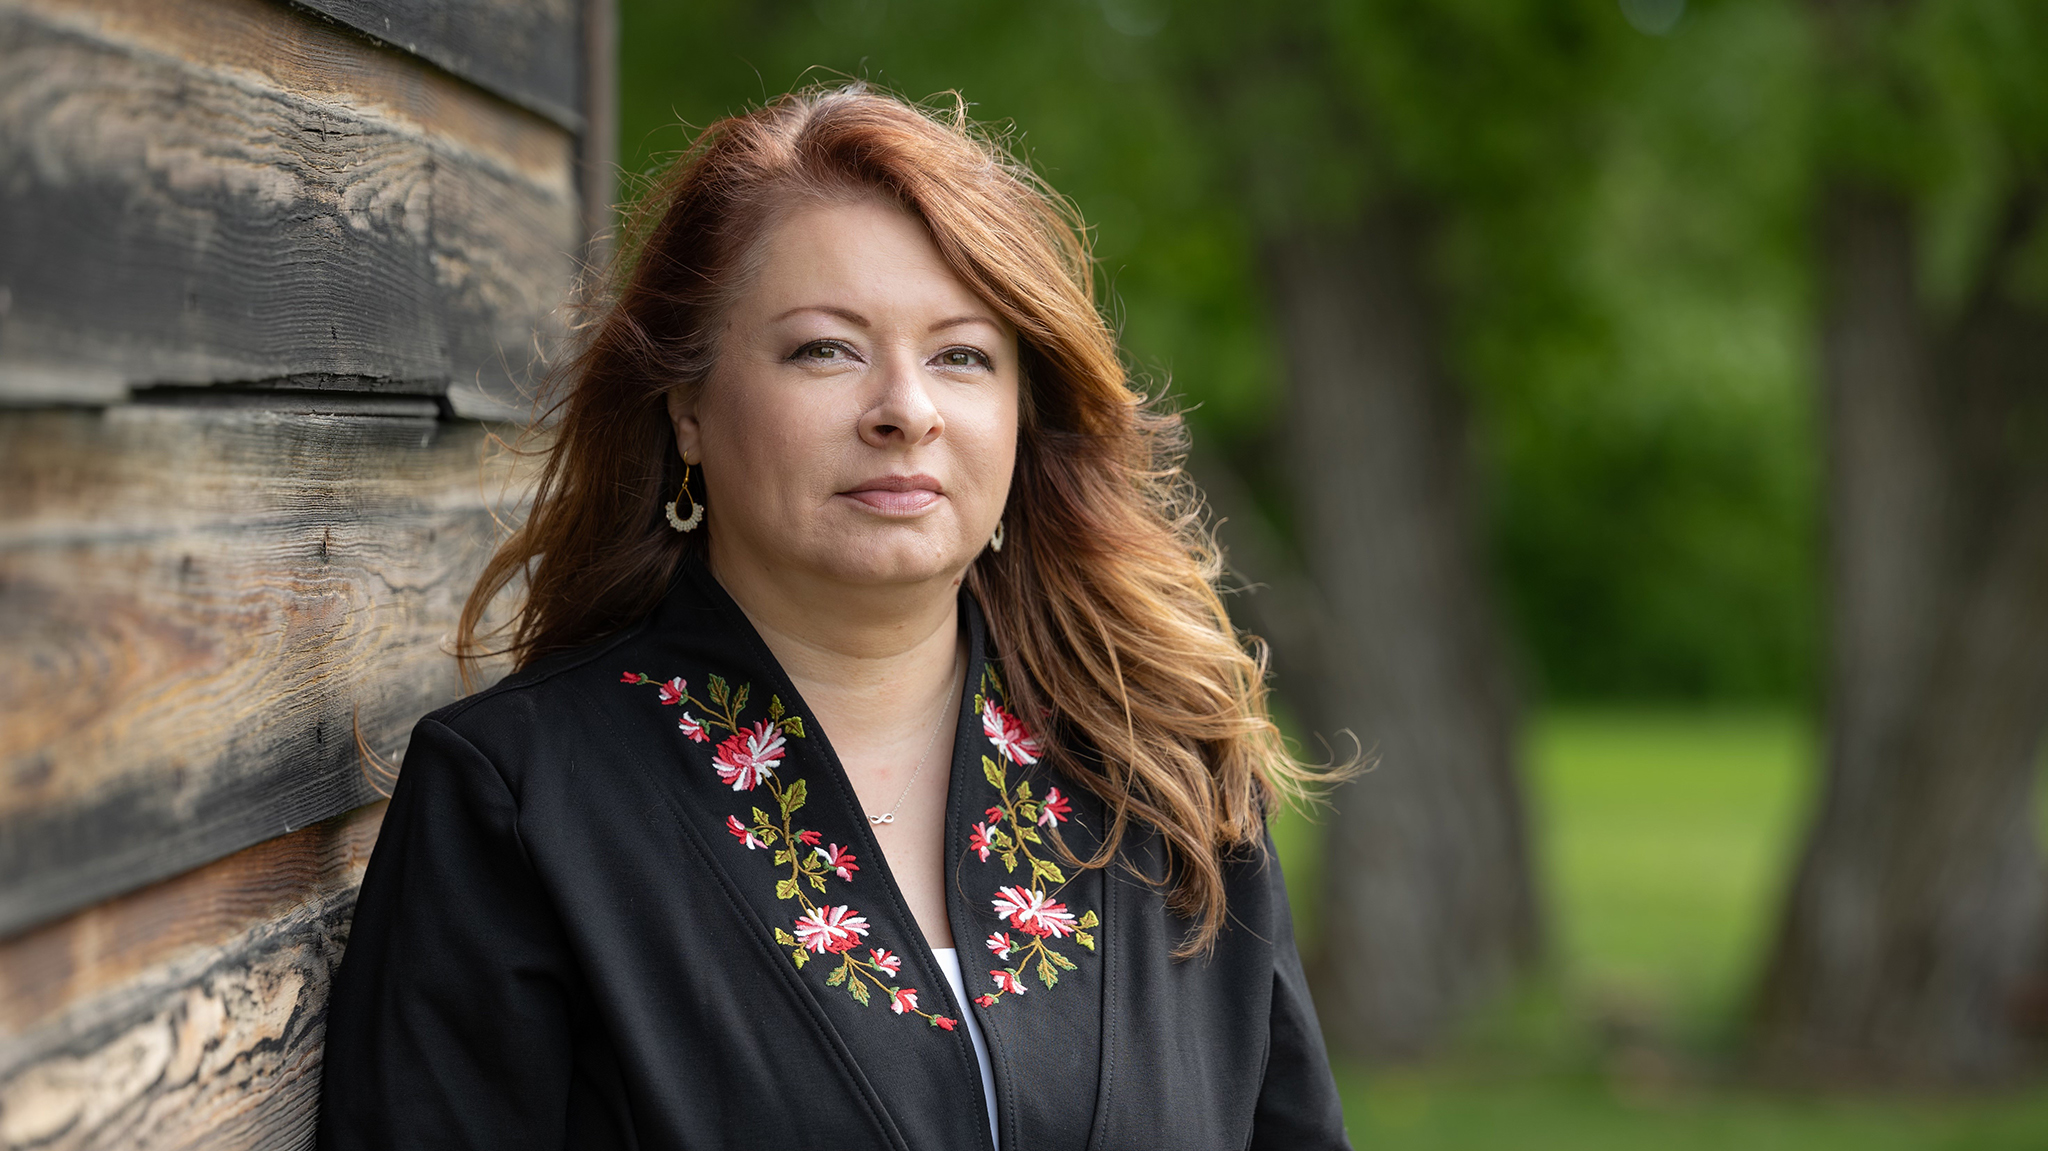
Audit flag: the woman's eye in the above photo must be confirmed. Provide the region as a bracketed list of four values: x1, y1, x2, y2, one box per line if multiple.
[794, 341, 847, 362]
[938, 348, 990, 369]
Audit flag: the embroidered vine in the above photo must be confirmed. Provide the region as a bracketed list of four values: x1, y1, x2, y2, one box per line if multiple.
[966, 665, 1101, 1008]
[621, 670, 959, 1030]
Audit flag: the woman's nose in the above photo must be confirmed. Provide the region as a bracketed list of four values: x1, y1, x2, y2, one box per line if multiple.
[858, 351, 943, 448]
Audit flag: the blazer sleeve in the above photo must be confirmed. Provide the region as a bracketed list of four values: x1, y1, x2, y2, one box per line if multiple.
[319, 717, 577, 1150]
[1248, 846, 1353, 1150]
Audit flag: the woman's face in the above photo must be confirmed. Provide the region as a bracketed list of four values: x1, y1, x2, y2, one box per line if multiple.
[669, 197, 1020, 594]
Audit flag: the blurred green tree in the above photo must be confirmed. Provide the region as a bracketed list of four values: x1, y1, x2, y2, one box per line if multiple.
[1755, 0, 2048, 1085]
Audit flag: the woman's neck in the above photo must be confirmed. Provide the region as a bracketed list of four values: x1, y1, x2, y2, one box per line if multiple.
[707, 548, 965, 738]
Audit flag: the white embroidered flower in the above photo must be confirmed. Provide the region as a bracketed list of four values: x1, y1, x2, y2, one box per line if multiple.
[793, 905, 870, 954]
[725, 814, 766, 850]
[981, 700, 1042, 765]
[712, 720, 785, 790]
[992, 885, 1077, 939]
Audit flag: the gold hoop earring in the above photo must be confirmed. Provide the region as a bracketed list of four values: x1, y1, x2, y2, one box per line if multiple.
[665, 462, 704, 533]
[990, 519, 1004, 552]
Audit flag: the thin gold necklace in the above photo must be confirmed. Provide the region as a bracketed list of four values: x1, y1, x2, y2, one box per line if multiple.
[868, 659, 961, 826]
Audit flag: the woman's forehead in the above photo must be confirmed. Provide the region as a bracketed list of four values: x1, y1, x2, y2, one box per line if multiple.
[741, 199, 1011, 336]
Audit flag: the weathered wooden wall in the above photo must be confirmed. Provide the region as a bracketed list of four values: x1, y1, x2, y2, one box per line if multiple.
[0, 0, 608, 1143]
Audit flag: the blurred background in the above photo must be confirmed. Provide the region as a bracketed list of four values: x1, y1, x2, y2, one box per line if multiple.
[610, 0, 2048, 1145]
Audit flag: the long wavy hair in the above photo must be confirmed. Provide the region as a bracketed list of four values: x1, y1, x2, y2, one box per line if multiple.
[459, 84, 1317, 955]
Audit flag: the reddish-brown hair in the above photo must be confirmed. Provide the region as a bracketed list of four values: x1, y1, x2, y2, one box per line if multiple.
[459, 84, 1314, 954]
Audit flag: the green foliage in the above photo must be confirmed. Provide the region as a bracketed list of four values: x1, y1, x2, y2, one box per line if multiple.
[610, 0, 2029, 703]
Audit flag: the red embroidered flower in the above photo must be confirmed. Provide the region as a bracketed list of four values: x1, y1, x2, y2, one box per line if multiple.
[992, 886, 1077, 939]
[816, 843, 859, 882]
[985, 806, 1006, 824]
[793, 905, 869, 954]
[677, 713, 709, 743]
[890, 987, 919, 1015]
[656, 676, 687, 706]
[870, 948, 902, 977]
[1037, 786, 1072, 828]
[981, 700, 1042, 765]
[620, 671, 644, 684]
[934, 1016, 958, 1030]
[712, 720, 785, 791]
[796, 829, 822, 847]
[975, 994, 997, 1007]
[991, 968, 1027, 996]
[725, 814, 765, 850]
[986, 931, 1014, 960]
[968, 822, 996, 862]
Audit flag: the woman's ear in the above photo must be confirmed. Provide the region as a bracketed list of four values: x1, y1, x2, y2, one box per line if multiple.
[666, 387, 700, 464]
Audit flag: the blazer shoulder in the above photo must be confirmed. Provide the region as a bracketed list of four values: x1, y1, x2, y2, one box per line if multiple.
[424, 616, 656, 752]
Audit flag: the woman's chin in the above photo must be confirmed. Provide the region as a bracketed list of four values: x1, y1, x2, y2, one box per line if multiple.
[804, 530, 974, 590]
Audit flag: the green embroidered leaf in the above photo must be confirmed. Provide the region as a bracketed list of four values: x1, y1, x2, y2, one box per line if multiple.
[1075, 930, 1095, 951]
[990, 829, 1013, 850]
[1000, 851, 1018, 873]
[752, 806, 773, 827]
[1031, 858, 1067, 885]
[983, 755, 1006, 792]
[758, 828, 778, 847]
[1015, 781, 1032, 801]
[708, 674, 729, 707]
[772, 849, 793, 866]
[973, 693, 986, 716]
[1077, 909, 1099, 928]
[1049, 948, 1077, 971]
[1037, 955, 1059, 988]
[731, 683, 750, 716]
[781, 778, 807, 817]
[808, 873, 827, 892]
[849, 975, 871, 1005]
[792, 948, 809, 968]
[780, 716, 807, 738]
[774, 928, 796, 946]
[1017, 825, 1042, 845]
[775, 878, 798, 901]
[769, 695, 785, 721]
[826, 964, 847, 987]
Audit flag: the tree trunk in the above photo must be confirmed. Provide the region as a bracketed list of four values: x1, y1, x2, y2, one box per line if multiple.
[1754, 183, 2048, 1083]
[1259, 203, 1540, 1060]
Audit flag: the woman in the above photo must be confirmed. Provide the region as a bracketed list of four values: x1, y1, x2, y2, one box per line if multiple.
[320, 85, 1349, 1150]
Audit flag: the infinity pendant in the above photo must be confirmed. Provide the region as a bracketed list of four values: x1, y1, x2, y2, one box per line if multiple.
[870, 812, 895, 825]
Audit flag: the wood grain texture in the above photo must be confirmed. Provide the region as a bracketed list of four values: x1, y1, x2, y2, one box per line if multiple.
[294, 0, 584, 132]
[0, 403, 521, 935]
[0, 0, 580, 420]
[0, 803, 384, 1150]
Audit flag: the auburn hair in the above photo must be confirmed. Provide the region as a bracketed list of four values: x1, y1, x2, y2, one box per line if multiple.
[459, 84, 1316, 955]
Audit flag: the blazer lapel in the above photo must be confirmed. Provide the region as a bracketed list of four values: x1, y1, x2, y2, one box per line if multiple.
[945, 598, 1111, 1151]
[616, 561, 994, 1151]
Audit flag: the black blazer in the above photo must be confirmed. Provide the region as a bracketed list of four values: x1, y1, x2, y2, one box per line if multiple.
[319, 559, 1350, 1150]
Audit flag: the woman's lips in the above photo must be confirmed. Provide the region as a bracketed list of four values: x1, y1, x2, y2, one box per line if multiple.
[840, 475, 943, 514]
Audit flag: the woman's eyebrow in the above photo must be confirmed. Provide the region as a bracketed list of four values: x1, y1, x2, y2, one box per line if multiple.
[772, 304, 870, 327]
[929, 314, 1000, 334]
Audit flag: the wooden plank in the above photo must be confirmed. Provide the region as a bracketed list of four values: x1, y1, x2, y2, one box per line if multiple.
[0, 803, 384, 1150]
[0, 0, 579, 419]
[579, 0, 617, 257]
[0, 403, 521, 935]
[292, 0, 584, 133]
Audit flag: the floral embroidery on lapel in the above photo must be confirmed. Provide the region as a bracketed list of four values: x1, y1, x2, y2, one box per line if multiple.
[622, 670, 960, 1030]
[967, 665, 1101, 1008]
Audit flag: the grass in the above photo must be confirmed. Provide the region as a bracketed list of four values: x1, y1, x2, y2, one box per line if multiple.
[1274, 707, 2048, 1149]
